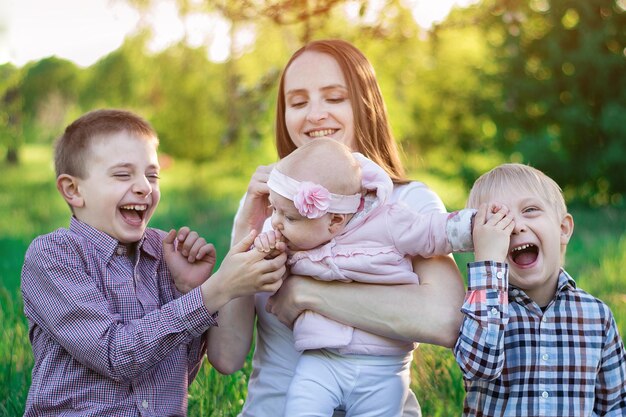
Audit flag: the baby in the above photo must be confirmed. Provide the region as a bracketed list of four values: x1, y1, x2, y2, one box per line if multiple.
[255, 138, 476, 416]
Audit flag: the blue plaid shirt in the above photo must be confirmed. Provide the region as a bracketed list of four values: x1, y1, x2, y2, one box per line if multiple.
[21, 217, 218, 416]
[454, 261, 626, 416]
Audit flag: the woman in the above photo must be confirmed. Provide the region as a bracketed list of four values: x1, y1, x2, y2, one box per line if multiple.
[207, 39, 465, 417]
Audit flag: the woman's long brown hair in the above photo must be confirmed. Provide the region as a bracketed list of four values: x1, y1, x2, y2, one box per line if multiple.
[275, 39, 408, 184]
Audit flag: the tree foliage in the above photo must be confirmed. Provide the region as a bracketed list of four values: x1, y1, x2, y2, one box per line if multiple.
[5, 0, 624, 205]
[20, 57, 81, 144]
[472, 0, 626, 204]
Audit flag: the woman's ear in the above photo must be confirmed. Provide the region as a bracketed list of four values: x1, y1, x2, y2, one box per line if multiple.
[56, 174, 84, 208]
[560, 213, 574, 245]
[328, 213, 350, 234]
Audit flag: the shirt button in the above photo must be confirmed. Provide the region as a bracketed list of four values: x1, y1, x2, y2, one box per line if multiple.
[490, 307, 498, 315]
[542, 353, 549, 361]
[142, 399, 149, 409]
[541, 391, 549, 399]
[496, 271, 504, 279]
[116, 247, 124, 256]
[542, 316, 548, 323]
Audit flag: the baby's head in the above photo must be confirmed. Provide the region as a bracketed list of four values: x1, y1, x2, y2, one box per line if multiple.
[468, 163, 574, 306]
[277, 138, 362, 195]
[55, 109, 160, 244]
[268, 139, 362, 251]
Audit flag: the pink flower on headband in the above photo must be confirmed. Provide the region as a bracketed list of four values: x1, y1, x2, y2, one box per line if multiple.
[293, 182, 331, 219]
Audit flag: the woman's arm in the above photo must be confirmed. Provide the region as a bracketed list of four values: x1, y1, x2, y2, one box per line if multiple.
[206, 165, 276, 374]
[206, 295, 256, 374]
[266, 181, 466, 348]
[267, 254, 465, 348]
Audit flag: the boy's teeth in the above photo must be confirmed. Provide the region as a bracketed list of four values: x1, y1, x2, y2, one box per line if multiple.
[121, 204, 147, 211]
[309, 129, 334, 138]
[512, 244, 531, 253]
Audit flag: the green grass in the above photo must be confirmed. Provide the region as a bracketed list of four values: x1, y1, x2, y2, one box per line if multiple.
[1, 145, 625, 416]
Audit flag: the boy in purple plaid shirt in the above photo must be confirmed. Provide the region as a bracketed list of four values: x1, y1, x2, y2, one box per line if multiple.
[455, 163, 626, 416]
[21, 109, 286, 416]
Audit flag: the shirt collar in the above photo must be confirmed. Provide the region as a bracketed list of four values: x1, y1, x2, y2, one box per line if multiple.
[508, 268, 577, 308]
[69, 216, 159, 259]
[556, 268, 577, 292]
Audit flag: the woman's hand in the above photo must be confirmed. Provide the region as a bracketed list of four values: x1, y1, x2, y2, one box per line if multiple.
[215, 231, 287, 296]
[233, 164, 275, 243]
[266, 274, 313, 328]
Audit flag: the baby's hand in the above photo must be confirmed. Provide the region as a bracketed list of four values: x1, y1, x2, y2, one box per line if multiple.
[209, 230, 288, 300]
[253, 230, 287, 259]
[163, 227, 217, 294]
[473, 203, 515, 263]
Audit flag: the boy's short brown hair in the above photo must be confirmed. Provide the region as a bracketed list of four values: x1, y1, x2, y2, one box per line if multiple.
[467, 163, 567, 220]
[54, 109, 157, 178]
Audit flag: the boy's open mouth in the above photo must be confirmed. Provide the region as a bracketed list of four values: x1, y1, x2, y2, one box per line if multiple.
[120, 204, 147, 223]
[509, 243, 538, 266]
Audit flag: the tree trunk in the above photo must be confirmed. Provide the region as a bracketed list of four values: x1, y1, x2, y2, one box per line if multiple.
[6, 146, 18, 164]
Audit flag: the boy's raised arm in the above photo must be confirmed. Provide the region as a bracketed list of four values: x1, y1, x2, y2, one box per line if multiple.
[454, 204, 514, 380]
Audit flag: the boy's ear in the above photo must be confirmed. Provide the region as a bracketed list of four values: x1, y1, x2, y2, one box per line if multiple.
[328, 213, 350, 234]
[560, 213, 574, 245]
[56, 174, 84, 208]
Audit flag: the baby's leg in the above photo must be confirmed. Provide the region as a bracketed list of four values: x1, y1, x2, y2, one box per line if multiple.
[344, 354, 411, 417]
[284, 349, 348, 417]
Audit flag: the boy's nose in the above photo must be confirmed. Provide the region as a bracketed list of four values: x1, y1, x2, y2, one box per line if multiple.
[133, 176, 152, 196]
[512, 221, 526, 235]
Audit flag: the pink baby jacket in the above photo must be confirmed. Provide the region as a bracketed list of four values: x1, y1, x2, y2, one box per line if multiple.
[290, 153, 475, 355]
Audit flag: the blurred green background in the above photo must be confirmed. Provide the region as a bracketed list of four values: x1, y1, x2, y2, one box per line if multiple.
[1, 0, 625, 415]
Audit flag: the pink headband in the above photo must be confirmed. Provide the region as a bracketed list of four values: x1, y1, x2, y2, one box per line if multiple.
[267, 168, 362, 219]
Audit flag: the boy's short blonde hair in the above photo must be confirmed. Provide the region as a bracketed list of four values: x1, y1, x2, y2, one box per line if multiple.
[54, 109, 157, 179]
[467, 163, 567, 220]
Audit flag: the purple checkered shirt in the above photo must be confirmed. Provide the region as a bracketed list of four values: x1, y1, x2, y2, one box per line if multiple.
[454, 261, 626, 416]
[21, 217, 218, 416]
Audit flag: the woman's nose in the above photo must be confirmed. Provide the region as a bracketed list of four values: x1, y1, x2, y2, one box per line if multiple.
[306, 101, 328, 123]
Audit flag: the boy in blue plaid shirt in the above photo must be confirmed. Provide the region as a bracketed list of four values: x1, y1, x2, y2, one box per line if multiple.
[454, 163, 626, 416]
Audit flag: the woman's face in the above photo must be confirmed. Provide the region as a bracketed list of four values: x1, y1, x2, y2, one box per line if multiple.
[283, 50, 356, 150]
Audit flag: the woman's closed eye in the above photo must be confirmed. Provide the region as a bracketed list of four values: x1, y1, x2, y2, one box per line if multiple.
[326, 97, 346, 104]
[290, 100, 307, 108]
[287, 93, 308, 108]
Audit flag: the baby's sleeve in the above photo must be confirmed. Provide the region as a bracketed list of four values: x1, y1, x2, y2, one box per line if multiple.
[390, 205, 475, 257]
